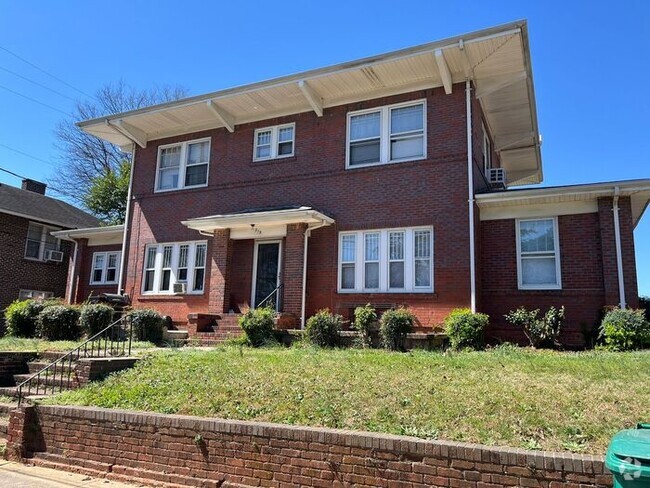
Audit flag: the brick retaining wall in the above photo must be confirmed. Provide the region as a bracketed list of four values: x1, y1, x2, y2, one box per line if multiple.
[8, 405, 612, 487]
[0, 352, 36, 386]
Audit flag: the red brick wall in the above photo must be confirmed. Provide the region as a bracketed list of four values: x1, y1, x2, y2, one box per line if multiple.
[68, 241, 121, 303]
[9, 405, 612, 487]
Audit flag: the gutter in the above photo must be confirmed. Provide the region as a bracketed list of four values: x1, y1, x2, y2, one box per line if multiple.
[466, 79, 477, 313]
[612, 187, 626, 309]
[117, 143, 136, 295]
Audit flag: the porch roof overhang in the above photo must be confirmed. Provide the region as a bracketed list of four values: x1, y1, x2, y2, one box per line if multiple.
[476, 179, 650, 227]
[78, 20, 541, 187]
[181, 206, 334, 237]
[51, 224, 124, 246]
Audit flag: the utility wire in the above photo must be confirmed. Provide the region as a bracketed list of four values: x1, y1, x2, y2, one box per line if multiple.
[0, 65, 78, 102]
[0, 165, 28, 180]
[0, 83, 72, 116]
[0, 44, 95, 100]
[0, 143, 57, 166]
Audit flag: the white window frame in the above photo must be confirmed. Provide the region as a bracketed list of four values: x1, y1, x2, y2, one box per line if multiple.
[338, 226, 434, 293]
[24, 222, 61, 261]
[482, 122, 492, 173]
[253, 123, 295, 162]
[141, 241, 208, 295]
[18, 289, 54, 300]
[516, 217, 562, 290]
[345, 99, 427, 169]
[90, 251, 121, 285]
[154, 137, 211, 193]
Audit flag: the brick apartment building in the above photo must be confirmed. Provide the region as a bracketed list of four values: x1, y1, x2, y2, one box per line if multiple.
[63, 20, 649, 346]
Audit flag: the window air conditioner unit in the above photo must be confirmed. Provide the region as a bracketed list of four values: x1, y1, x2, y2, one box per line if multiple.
[46, 250, 64, 262]
[487, 168, 507, 189]
[172, 283, 186, 294]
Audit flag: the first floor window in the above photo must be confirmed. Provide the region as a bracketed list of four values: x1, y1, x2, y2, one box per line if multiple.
[517, 217, 561, 289]
[253, 123, 295, 161]
[142, 241, 208, 294]
[90, 251, 121, 285]
[338, 227, 433, 293]
[25, 222, 60, 261]
[18, 289, 53, 300]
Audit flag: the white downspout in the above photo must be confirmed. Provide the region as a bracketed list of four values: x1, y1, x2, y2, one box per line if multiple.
[300, 220, 329, 329]
[65, 238, 78, 304]
[465, 80, 477, 313]
[612, 186, 626, 309]
[117, 143, 136, 295]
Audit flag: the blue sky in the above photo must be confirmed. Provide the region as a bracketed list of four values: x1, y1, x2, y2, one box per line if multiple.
[0, 0, 648, 294]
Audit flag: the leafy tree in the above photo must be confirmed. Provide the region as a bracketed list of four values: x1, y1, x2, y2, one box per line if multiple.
[82, 160, 130, 224]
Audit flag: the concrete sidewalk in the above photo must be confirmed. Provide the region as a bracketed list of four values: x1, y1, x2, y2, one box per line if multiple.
[0, 461, 140, 487]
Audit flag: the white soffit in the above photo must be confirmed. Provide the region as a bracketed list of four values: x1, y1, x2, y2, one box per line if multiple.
[78, 20, 541, 186]
[51, 225, 124, 246]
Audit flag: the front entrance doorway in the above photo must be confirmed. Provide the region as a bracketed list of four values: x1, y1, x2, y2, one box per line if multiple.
[252, 241, 282, 309]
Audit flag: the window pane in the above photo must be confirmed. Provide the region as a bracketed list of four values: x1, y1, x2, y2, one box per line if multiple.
[278, 126, 293, 142]
[25, 240, 40, 259]
[278, 141, 293, 155]
[162, 246, 173, 268]
[184, 164, 208, 186]
[389, 262, 405, 288]
[27, 224, 42, 241]
[94, 254, 105, 268]
[350, 140, 380, 165]
[389, 232, 404, 260]
[160, 146, 181, 168]
[415, 259, 431, 287]
[106, 268, 116, 283]
[341, 264, 355, 289]
[341, 235, 356, 262]
[365, 262, 379, 289]
[364, 233, 379, 261]
[194, 268, 205, 291]
[414, 230, 431, 258]
[522, 257, 557, 286]
[391, 104, 423, 134]
[257, 130, 271, 146]
[350, 112, 380, 140]
[144, 270, 155, 292]
[520, 220, 554, 253]
[390, 135, 424, 160]
[93, 269, 103, 283]
[178, 269, 188, 282]
[161, 269, 171, 291]
[256, 145, 271, 159]
[158, 168, 179, 190]
[187, 141, 209, 164]
[195, 244, 207, 267]
[146, 247, 157, 268]
[108, 254, 117, 268]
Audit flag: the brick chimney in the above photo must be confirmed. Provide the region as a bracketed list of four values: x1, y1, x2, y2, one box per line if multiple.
[21, 179, 47, 195]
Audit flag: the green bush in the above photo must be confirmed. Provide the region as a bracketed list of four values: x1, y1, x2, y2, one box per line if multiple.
[36, 305, 82, 341]
[3, 299, 57, 337]
[128, 309, 164, 344]
[305, 309, 342, 347]
[79, 303, 115, 337]
[238, 307, 276, 346]
[444, 308, 489, 350]
[599, 308, 650, 351]
[380, 307, 415, 351]
[352, 304, 377, 348]
[504, 306, 565, 348]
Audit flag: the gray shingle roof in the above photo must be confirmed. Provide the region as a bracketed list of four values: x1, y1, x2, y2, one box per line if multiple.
[0, 183, 100, 229]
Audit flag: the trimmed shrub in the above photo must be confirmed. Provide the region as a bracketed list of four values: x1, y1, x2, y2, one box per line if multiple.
[36, 305, 82, 341]
[599, 308, 650, 351]
[79, 303, 115, 337]
[380, 307, 415, 351]
[238, 306, 275, 346]
[4, 299, 57, 337]
[504, 306, 565, 348]
[305, 309, 342, 347]
[128, 309, 164, 344]
[444, 308, 489, 350]
[352, 304, 377, 348]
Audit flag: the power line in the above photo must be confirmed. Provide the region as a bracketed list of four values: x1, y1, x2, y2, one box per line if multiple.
[0, 165, 28, 180]
[0, 44, 95, 100]
[0, 143, 57, 166]
[0, 83, 71, 116]
[0, 65, 78, 102]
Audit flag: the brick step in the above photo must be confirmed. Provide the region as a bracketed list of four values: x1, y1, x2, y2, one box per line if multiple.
[36, 351, 66, 362]
[0, 402, 17, 416]
[13, 373, 79, 389]
[27, 361, 76, 374]
[0, 387, 18, 398]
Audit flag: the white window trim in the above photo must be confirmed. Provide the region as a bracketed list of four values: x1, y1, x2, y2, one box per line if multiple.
[19, 289, 54, 300]
[345, 99, 427, 170]
[482, 122, 492, 173]
[337, 226, 434, 293]
[253, 123, 295, 162]
[154, 137, 211, 193]
[141, 241, 208, 295]
[90, 251, 121, 285]
[516, 217, 562, 290]
[24, 222, 61, 261]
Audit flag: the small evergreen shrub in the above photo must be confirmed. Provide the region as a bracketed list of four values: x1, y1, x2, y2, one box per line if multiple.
[128, 309, 164, 344]
[352, 304, 377, 348]
[599, 308, 650, 351]
[36, 305, 82, 341]
[5, 300, 33, 337]
[504, 306, 565, 348]
[444, 308, 489, 350]
[79, 303, 115, 337]
[380, 307, 415, 351]
[305, 309, 342, 347]
[238, 306, 276, 346]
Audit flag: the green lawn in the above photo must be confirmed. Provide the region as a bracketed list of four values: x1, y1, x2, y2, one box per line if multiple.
[0, 337, 156, 352]
[48, 346, 650, 454]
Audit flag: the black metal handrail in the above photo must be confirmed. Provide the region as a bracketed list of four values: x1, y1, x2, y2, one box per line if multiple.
[257, 283, 284, 310]
[17, 314, 133, 405]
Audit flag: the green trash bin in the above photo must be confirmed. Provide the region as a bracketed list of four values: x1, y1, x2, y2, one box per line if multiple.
[606, 424, 650, 487]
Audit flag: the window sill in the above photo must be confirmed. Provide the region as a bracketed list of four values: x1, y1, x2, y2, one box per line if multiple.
[23, 257, 61, 265]
[251, 155, 296, 165]
[517, 286, 562, 291]
[337, 290, 435, 295]
[346, 155, 426, 170]
[138, 293, 205, 300]
[153, 183, 208, 194]
[90, 282, 118, 287]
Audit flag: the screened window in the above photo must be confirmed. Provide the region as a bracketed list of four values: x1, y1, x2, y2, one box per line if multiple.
[90, 251, 121, 285]
[155, 138, 210, 191]
[338, 227, 433, 293]
[347, 100, 426, 168]
[253, 123, 295, 161]
[142, 241, 208, 294]
[517, 218, 561, 289]
[25, 222, 60, 261]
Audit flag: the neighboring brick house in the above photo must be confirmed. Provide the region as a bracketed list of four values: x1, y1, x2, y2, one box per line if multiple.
[71, 21, 649, 346]
[0, 179, 99, 322]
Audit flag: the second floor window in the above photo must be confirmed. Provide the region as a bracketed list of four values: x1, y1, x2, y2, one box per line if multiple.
[155, 138, 210, 192]
[347, 100, 426, 168]
[25, 222, 60, 261]
[253, 123, 295, 161]
[90, 251, 121, 285]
